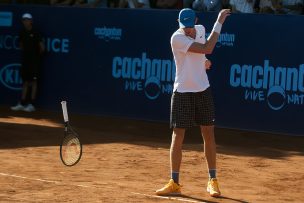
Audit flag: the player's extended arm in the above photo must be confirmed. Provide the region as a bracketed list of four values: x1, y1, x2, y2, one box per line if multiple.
[188, 9, 231, 54]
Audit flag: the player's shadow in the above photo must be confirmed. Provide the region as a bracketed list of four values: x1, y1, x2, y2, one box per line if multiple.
[161, 194, 217, 203]
[216, 195, 249, 203]
[176, 194, 248, 203]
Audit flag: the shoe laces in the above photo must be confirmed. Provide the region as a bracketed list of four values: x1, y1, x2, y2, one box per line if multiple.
[166, 181, 181, 190]
[166, 181, 175, 189]
[210, 179, 219, 191]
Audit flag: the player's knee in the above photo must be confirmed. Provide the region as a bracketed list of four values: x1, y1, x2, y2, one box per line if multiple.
[172, 133, 183, 141]
[172, 129, 185, 144]
[201, 126, 215, 142]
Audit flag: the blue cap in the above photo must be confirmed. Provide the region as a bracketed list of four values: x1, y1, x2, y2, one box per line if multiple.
[178, 8, 196, 28]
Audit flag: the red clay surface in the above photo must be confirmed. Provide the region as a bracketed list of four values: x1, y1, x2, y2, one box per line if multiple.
[0, 106, 303, 203]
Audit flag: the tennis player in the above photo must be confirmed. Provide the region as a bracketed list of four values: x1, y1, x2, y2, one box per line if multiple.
[156, 8, 230, 197]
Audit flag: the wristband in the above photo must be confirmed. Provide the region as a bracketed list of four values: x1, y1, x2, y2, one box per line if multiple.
[212, 22, 222, 34]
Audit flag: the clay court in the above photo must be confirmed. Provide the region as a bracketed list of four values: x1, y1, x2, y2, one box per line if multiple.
[0, 106, 303, 203]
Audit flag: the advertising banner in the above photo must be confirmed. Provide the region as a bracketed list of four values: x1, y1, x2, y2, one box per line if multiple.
[0, 6, 303, 135]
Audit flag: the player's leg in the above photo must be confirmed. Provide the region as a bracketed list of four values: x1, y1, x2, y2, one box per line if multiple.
[156, 92, 194, 196]
[196, 88, 221, 197]
[21, 81, 29, 104]
[28, 77, 38, 112]
[22, 80, 36, 112]
[11, 64, 29, 111]
[11, 81, 29, 111]
[170, 127, 185, 183]
[30, 62, 40, 106]
[21, 63, 30, 106]
[31, 79, 37, 102]
[23, 64, 38, 112]
[201, 125, 220, 197]
[201, 125, 216, 171]
[155, 128, 185, 196]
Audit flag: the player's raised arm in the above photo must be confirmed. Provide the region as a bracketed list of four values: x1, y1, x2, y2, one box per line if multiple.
[188, 9, 231, 54]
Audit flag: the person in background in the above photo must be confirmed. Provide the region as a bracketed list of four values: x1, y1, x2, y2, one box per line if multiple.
[108, 0, 119, 7]
[50, 0, 74, 6]
[154, 0, 183, 9]
[136, 0, 151, 8]
[229, 0, 255, 13]
[118, 0, 150, 8]
[0, 0, 49, 4]
[183, 0, 193, 8]
[0, 0, 13, 4]
[257, 0, 276, 13]
[280, 0, 303, 14]
[222, 0, 232, 8]
[11, 13, 45, 112]
[73, 0, 108, 7]
[192, 0, 222, 12]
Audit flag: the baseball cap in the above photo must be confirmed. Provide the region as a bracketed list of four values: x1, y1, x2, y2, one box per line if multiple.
[22, 13, 33, 20]
[178, 8, 196, 28]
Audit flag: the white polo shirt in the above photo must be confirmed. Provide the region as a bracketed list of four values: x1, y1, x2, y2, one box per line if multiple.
[171, 24, 209, 93]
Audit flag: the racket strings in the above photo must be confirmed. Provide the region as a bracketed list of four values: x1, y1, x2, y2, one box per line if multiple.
[61, 134, 81, 166]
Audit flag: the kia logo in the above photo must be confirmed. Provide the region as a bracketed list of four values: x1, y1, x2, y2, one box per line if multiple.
[0, 63, 22, 90]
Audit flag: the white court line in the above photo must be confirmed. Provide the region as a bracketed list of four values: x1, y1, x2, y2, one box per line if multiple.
[0, 172, 92, 188]
[131, 192, 207, 203]
[0, 172, 206, 203]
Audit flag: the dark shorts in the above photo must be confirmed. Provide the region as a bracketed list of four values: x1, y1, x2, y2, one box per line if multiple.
[21, 61, 40, 82]
[170, 87, 215, 129]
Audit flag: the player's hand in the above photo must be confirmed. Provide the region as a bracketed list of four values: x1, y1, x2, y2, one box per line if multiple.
[217, 9, 231, 24]
[205, 59, 212, 70]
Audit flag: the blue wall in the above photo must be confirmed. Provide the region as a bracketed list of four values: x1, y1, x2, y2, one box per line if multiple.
[1, 6, 303, 135]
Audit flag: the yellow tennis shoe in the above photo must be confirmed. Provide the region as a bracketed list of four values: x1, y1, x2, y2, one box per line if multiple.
[155, 179, 181, 196]
[207, 178, 221, 197]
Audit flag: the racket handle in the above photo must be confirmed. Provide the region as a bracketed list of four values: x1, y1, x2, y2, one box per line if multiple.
[61, 101, 69, 122]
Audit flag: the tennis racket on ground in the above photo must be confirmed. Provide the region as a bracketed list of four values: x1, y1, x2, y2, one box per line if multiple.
[60, 101, 82, 166]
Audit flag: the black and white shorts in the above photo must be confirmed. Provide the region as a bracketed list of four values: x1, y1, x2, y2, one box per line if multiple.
[170, 87, 215, 128]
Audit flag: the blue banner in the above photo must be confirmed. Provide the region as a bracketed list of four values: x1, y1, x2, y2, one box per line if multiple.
[0, 5, 303, 135]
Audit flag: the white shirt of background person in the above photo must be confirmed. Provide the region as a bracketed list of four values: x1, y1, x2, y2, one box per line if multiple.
[137, 0, 151, 8]
[193, 0, 221, 11]
[127, 0, 150, 8]
[229, 0, 254, 13]
[259, 0, 275, 10]
[205, 0, 222, 11]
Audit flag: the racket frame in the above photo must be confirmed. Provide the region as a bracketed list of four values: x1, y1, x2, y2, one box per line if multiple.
[60, 101, 83, 166]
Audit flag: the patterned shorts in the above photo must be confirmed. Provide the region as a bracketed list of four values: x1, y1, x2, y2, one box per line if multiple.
[170, 87, 215, 128]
